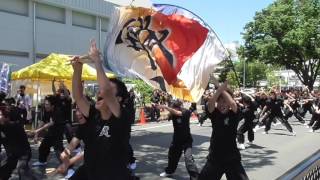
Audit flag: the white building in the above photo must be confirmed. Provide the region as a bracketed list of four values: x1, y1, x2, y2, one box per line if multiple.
[257, 69, 320, 88]
[0, 0, 151, 71]
[274, 69, 320, 88]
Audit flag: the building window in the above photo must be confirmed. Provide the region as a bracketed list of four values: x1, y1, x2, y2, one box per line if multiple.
[72, 11, 96, 30]
[101, 17, 109, 32]
[0, 50, 29, 57]
[36, 3, 65, 24]
[0, 0, 28, 16]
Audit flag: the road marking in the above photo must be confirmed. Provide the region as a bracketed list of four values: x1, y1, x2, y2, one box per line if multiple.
[132, 119, 286, 132]
[132, 119, 199, 132]
[132, 123, 172, 131]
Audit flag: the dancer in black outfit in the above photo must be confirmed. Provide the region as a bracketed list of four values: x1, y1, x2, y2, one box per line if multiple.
[199, 81, 249, 180]
[254, 92, 269, 129]
[32, 95, 66, 167]
[70, 40, 134, 180]
[308, 100, 320, 132]
[237, 93, 256, 150]
[263, 91, 295, 135]
[285, 93, 305, 124]
[300, 93, 314, 118]
[0, 106, 37, 180]
[158, 100, 199, 180]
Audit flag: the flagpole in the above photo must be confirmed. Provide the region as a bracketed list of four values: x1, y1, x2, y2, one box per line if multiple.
[154, 4, 241, 87]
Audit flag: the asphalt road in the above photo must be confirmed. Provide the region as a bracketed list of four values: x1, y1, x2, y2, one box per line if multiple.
[132, 116, 320, 180]
[7, 115, 320, 180]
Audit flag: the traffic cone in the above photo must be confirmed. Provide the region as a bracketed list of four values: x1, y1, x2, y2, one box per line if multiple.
[139, 108, 146, 125]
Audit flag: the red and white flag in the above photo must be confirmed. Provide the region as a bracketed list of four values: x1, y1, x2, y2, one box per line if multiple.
[104, 4, 228, 102]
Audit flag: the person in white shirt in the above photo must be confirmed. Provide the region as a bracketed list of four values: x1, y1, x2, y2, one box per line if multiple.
[15, 85, 32, 125]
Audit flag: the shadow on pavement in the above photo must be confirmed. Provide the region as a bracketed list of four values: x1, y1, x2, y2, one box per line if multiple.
[132, 132, 209, 180]
[241, 144, 278, 172]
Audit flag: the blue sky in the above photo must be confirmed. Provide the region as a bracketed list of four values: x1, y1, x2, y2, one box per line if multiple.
[152, 0, 274, 44]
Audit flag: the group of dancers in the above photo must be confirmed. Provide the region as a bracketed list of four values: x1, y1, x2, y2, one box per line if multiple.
[198, 85, 320, 151]
[0, 40, 319, 180]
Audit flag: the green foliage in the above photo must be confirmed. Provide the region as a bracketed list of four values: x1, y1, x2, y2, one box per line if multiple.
[239, 0, 320, 89]
[266, 69, 279, 87]
[123, 78, 153, 104]
[226, 71, 240, 88]
[225, 59, 270, 87]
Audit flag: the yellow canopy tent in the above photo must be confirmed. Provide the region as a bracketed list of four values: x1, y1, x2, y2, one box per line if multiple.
[11, 53, 115, 95]
[10, 53, 115, 129]
[11, 53, 115, 81]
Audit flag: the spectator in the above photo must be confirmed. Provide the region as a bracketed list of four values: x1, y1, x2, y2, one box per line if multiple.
[15, 85, 32, 125]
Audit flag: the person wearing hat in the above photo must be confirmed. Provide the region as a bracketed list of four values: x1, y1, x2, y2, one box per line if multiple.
[157, 99, 199, 180]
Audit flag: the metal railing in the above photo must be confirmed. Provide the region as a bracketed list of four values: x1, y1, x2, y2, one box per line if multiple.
[277, 149, 320, 180]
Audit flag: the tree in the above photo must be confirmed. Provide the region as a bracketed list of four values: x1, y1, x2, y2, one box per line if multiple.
[224, 59, 270, 88]
[123, 78, 153, 105]
[265, 68, 285, 87]
[239, 0, 320, 90]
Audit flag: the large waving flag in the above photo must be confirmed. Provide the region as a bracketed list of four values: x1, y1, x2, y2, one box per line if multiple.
[104, 4, 228, 102]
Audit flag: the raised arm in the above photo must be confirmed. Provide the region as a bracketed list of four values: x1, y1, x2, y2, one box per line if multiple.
[71, 57, 90, 117]
[207, 81, 227, 113]
[284, 101, 293, 111]
[241, 91, 255, 102]
[156, 104, 182, 116]
[88, 39, 121, 118]
[221, 90, 238, 113]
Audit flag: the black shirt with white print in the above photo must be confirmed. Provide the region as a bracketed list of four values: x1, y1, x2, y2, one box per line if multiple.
[76, 104, 131, 179]
[207, 109, 242, 163]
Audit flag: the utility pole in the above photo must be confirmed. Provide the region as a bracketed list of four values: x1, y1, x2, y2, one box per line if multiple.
[243, 58, 246, 89]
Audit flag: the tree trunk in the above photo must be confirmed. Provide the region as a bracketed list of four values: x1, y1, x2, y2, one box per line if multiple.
[303, 77, 315, 91]
[307, 83, 313, 91]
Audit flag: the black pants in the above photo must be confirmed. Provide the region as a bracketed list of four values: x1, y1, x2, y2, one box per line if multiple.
[128, 143, 136, 164]
[237, 120, 254, 144]
[257, 112, 270, 127]
[301, 105, 314, 117]
[198, 159, 249, 180]
[308, 114, 317, 127]
[0, 153, 36, 180]
[38, 134, 64, 163]
[150, 106, 160, 122]
[265, 114, 293, 133]
[312, 120, 320, 131]
[198, 112, 208, 125]
[64, 123, 73, 143]
[284, 109, 305, 123]
[310, 115, 320, 131]
[165, 142, 199, 180]
[293, 110, 305, 123]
